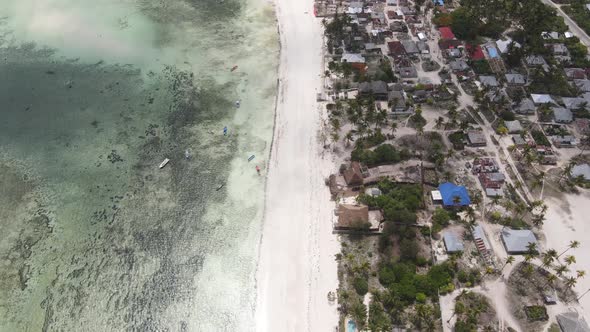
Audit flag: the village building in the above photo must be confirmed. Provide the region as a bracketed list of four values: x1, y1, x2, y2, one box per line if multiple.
[438, 182, 471, 207]
[439, 26, 455, 40]
[556, 312, 590, 332]
[473, 225, 492, 262]
[365, 187, 382, 197]
[575, 79, 590, 93]
[496, 38, 521, 54]
[511, 134, 527, 147]
[443, 232, 464, 253]
[553, 107, 574, 123]
[478, 75, 499, 88]
[501, 228, 538, 255]
[515, 98, 536, 114]
[565, 68, 587, 80]
[505, 73, 526, 86]
[531, 94, 556, 105]
[562, 97, 586, 110]
[359, 81, 389, 100]
[401, 40, 419, 55]
[482, 42, 506, 73]
[504, 120, 523, 133]
[472, 157, 500, 174]
[465, 44, 485, 61]
[552, 135, 577, 148]
[387, 41, 406, 58]
[485, 188, 504, 197]
[343, 161, 364, 187]
[467, 130, 487, 147]
[341, 53, 367, 72]
[478, 172, 506, 189]
[542, 31, 560, 40]
[525, 55, 548, 68]
[576, 118, 590, 134]
[571, 164, 590, 181]
[335, 204, 383, 233]
[449, 59, 470, 73]
[416, 41, 430, 54]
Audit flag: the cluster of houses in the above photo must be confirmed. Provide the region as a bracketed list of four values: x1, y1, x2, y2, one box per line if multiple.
[330, 160, 423, 233]
[471, 157, 506, 197]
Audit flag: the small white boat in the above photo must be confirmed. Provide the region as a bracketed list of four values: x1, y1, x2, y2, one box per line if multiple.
[159, 158, 170, 169]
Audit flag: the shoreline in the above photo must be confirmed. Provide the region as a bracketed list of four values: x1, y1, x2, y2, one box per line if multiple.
[255, 0, 340, 330]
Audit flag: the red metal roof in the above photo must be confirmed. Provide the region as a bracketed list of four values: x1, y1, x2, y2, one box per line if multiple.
[387, 41, 406, 56]
[439, 27, 455, 40]
[466, 44, 485, 60]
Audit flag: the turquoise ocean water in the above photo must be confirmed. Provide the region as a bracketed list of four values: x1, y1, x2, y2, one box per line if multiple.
[0, 0, 278, 330]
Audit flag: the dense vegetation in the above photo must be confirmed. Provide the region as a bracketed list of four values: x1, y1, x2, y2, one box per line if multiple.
[351, 144, 411, 167]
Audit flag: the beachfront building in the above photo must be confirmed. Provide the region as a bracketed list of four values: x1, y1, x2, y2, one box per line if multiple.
[343, 161, 364, 187]
[438, 182, 471, 207]
[571, 164, 590, 182]
[334, 204, 382, 233]
[500, 228, 538, 255]
[557, 312, 590, 332]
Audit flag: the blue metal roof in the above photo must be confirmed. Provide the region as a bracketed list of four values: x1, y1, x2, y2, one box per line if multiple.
[433, 0, 444, 5]
[438, 182, 471, 206]
[488, 47, 499, 58]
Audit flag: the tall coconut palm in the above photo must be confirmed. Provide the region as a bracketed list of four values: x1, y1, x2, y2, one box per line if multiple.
[447, 295, 467, 323]
[565, 255, 577, 266]
[390, 121, 398, 136]
[435, 116, 445, 129]
[541, 249, 558, 269]
[501, 256, 515, 276]
[546, 273, 558, 289]
[555, 264, 570, 277]
[558, 240, 580, 259]
[565, 276, 577, 290]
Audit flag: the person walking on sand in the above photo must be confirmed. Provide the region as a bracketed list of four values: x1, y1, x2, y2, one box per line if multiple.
[256, 165, 260, 175]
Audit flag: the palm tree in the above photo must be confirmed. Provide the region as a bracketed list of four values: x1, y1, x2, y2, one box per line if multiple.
[541, 249, 558, 269]
[558, 240, 580, 259]
[390, 121, 398, 136]
[555, 264, 570, 277]
[526, 242, 538, 256]
[447, 297, 466, 323]
[452, 195, 462, 206]
[344, 131, 353, 147]
[546, 273, 558, 289]
[577, 270, 586, 279]
[500, 256, 515, 276]
[435, 116, 445, 129]
[565, 255, 577, 266]
[560, 160, 576, 185]
[565, 276, 577, 290]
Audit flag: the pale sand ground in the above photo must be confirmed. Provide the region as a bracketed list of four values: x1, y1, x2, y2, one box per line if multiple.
[543, 191, 590, 321]
[255, 0, 340, 331]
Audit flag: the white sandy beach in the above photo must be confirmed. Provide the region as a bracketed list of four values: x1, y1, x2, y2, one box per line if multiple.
[255, 0, 340, 331]
[543, 191, 590, 320]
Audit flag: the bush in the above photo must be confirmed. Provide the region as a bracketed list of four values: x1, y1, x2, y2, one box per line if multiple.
[415, 293, 427, 303]
[525, 305, 548, 322]
[379, 265, 396, 287]
[353, 277, 369, 296]
[400, 238, 419, 261]
[433, 208, 450, 227]
[499, 110, 516, 121]
[531, 129, 551, 146]
[351, 144, 409, 167]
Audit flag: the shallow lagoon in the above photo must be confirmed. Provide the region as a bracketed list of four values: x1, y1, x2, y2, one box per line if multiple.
[0, 0, 278, 330]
